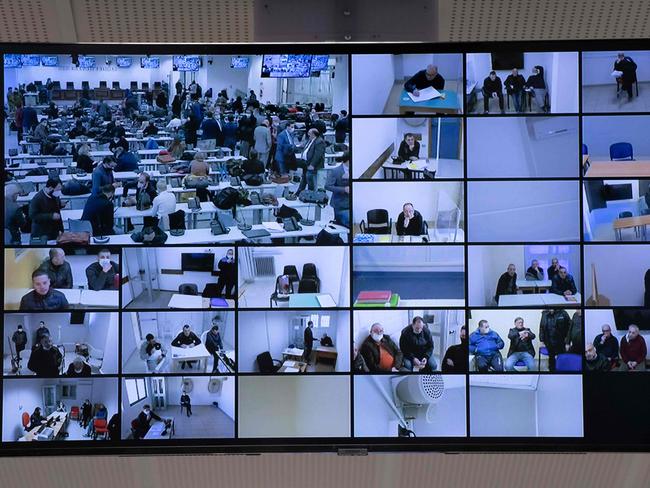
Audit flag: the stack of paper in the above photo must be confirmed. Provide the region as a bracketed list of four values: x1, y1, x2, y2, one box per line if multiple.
[407, 86, 441, 102]
[283, 367, 299, 373]
[263, 221, 284, 233]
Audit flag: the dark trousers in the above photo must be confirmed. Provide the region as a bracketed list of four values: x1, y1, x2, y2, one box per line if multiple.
[546, 345, 563, 372]
[483, 90, 504, 112]
[216, 277, 235, 298]
[303, 346, 313, 364]
[297, 169, 318, 194]
[510, 91, 523, 112]
[15, 345, 25, 360]
[475, 353, 504, 372]
[182, 403, 192, 417]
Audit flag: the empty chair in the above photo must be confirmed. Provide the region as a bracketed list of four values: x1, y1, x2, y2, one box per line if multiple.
[270, 275, 294, 307]
[178, 283, 198, 295]
[256, 351, 281, 373]
[609, 142, 634, 161]
[130, 81, 138, 90]
[112, 81, 120, 89]
[99, 81, 108, 88]
[142, 82, 150, 91]
[69, 406, 80, 421]
[298, 278, 319, 293]
[282, 265, 300, 284]
[154, 81, 162, 90]
[302, 263, 320, 291]
[81, 81, 90, 90]
[66, 82, 75, 90]
[555, 353, 582, 372]
[359, 209, 392, 234]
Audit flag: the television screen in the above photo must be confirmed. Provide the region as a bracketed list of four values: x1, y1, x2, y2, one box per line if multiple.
[40, 55, 58, 67]
[261, 54, 312, 78]
[491, 52, 524, 70]
[116, 56, 132, 68]
[21, 55, 41, 67]
[4, 54, 21, 68]
[78, 55, 96, 69]
[613, 309, 650, 330]
[140, 56, 160, 68]
[173, 55, 201, 72]
[181, 253, 214, 272]
[231, 56, 249, 69]
[311, 54, 329, 72]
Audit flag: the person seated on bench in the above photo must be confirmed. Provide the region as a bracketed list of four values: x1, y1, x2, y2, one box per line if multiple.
[585, 343, 611, 372]
[482, 70, 504, 114]
[619, 324, 647, 372]
[38, 248, 73, 289]
[469, 320, 504, 372]
[399, 316, 436, 372]
[504, 317, 536, 371]
[549, 266, 577, 297]
[395, 203, 424, 236]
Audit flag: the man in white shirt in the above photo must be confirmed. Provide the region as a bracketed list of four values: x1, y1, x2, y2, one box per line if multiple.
[151, 180, 177, 230]
[166, 117, 184, 132]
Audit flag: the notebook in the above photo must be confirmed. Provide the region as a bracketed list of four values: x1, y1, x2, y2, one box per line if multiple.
[354, 294, 400, 308]
[210, 297, 229, 307]
[283, 367, 299, 373]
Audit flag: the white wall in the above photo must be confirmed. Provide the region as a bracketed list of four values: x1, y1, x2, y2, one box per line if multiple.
[353, 245, 464, 272]
[395, 117, 429, 155]
[470, 384, 537, 436]
[582, 51, 650, 85]
[467, 181, 580, 242]
[154, 247, 232, 293]
[248, 55, 279, 104]
[205, 55, 251, 100]
[352, 117, 397, 178]
[165, 376, 234, 420]
[536, 375, 583, 437]
[238, 376, 350, 438]
[584, 245, 650, 306]
[351, 54, 394, 115]
[583, 115, 650, 158]
[394, 54, 463, 82]
[585, 309, 650, 359]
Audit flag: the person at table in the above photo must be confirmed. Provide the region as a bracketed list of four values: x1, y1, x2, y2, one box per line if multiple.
[20, 269, 69, 311]
[566, 310, 583, 354]
[75, 143, 94, 174]
[81, 184, 116, 236]
[86, 248, 119, 291]
[614, 52, 637, 101]
[180, 391, 193, 418]
[397, 133, 420, 162]
[166, 135, 186, 159]
[469, 320, 505, 372]
[33, 118, 49, 142]
[395, 202, 424, 236]
[585, 343, 611, 372]
[525, 259, 544, 281]
[143, 119, 159, 137]
[5, 184, 26, 245]
[404, 64, 445, 95]
[504, 317, 536, 371]
[113, 146, 139, 172]
[216, 249, 236, 298]
[29, 177, 66, 240]
[504, 68, 526, 112]
[222, 115, 238, 153]
[151, 180, 177, 230]
[188, 151, 210, 177]
[242, 148, 266, 176]
[360, 323, 405, 372]
[134, 405, 163, 439]
[124, 171, 157, 208]
[619, 324, 647, 372]
[38, 248, 73, 289]
[66, 356, 91, 377]
[593, 324, 619, 364]
[205, 324, 224, 373]
[140, 333, 167, 372]
[68, 119, 87, 139]
[91, 156, 120, 196]
[44, 101, 59, 119]
[399, 316, 436, 372]
[320, 333, 334, 347]
[296, 128, 325, 196]
[550, 266, 577, 297]
[109, 133, 129, 154]
[97, 99, 111, 121]
[325, 150, 350, 228]
[274, 120, 296, 176]
[495, 264, 518, 304]
[171, 324, 202, 370]
[28, 334, 63, 377]
[524, 65, 547, 112]
[547, 257, 560, 282]
[22, 103, 38, 133]
[11, 324, 28, 363]
[442, 325, 468, 373]
[539, 308, 571, 372]
[482, 71, 504, 114]
[30, 407, 47, 430]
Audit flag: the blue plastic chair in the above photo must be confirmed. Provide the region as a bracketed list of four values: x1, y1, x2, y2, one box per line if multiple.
[582, 143, 588, 155]
[555, 353, 582, 372]
[609, 142, 634, 161]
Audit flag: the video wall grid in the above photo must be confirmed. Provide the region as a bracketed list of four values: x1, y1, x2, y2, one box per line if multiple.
[1, 42, 649, 456]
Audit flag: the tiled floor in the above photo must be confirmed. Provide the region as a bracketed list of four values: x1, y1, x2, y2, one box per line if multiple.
[582, 83, 650, 112]
[157, 405, 234, 439]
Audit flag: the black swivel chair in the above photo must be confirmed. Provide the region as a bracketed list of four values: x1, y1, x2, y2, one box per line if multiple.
[66, 82, 75, 90]
[301, 263, 320, 292]
[112, 81, 120, 89]
[256, 352, 282, 373]
[51, 81, 61, 90]
[154, 81, 162, 90]
[298, 278, 319, 293]
[130, 81, 138, 91]
[142, 82, 150, 91]
[178, 283, 198, 295]
[270, 275, 294, 307]
[99, 81, 108, 88]
[82, 81, 90, 90]
[282, 265, 300, 285]
[359, 209, 392, 234]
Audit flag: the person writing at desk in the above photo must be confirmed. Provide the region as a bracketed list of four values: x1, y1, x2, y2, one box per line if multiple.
[550, 266, 577, 297]
[525, 259, 544, 281]
[205, 323, 224, 373]
[140, 333, 167, 372]
[396, 203, 424, 236]
[399, 316, 436, 372]
[20, 269, 69, 311]
[85, 249, 119, 291]
[398, 133, 420, 162]
[482, 71, 504, 114]
[38, 248, 73, 289]
[180, 391, 192, 417]
[28, 177, 66, 241]
[360, 323, 404, 372]
[505, 68, 526, 112]
[172, 324, 202, 370]
[494, 264, 518, 305]
[134, 404, 163, 439]
[404, 64, 445, 96]
[30, 407, 46, 430]
[28, 335, 63, 377]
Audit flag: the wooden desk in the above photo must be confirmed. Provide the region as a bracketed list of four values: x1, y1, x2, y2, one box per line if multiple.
[314, 346, 337, 366]
[278, 359, 308, 373]
[585, 159, 650, 178]
[20, 412, 68, 441]
[613, 214, 650, 240]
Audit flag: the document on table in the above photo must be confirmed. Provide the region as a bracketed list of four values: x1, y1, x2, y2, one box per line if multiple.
[284, 367, 299, 373]
[316, 294, 336, 307]
[284, 360, 297, 367]
[407, 86, 441, 102]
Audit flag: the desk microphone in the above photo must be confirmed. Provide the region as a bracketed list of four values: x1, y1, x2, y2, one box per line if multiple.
[236, 214, 252, 231]
[299, 203, 315, 227]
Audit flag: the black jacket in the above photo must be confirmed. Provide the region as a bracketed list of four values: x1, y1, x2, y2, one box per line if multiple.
[483, 76, 503, 95]
[334, 117, 349, 142]
[404, 70, 445, 92]
[566, 312, 582, 350]
[550, 274, 577, 295]
[143, 124, 159, 137]
[28, 346, 62, 376]
[66, 362, 91, 376]
[495, 272, 517, 303]
[304, 326, 315, 350]
[171, 331, 201, 347]
[242, 158, 265, 175]
[547, 265, 560, 282]
[594, 333, 619, 360]
[525, 66, 546, 89]
[360, 335, 403, 372]
[85, 261, 119, 291]
[615, 57, 637, 84]
[539, 309, 571, 350]
[525, 266, 544, 281]
[39, 258, 73, 289]
[504, 74, 526, 93]
[29, 190, 64, 240]
[218, 258, 236, 284]
[507, 327, 536, 357]
[399, 325, 434, 363]
[441, 341, 468, 372]
[180, 394, 191, 406]
[76, 153, 94, 173]
[81, 193, 115, 236]
[205, 331, 223, 354]
[396, 210, 424, 236]
[397, 140, 420, 161]
[20, 289, 69, 311]
[12, 330, 28, 349]
[586, 353, 611, 372]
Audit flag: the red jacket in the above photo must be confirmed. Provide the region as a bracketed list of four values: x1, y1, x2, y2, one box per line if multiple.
[620, 335, 647, 364]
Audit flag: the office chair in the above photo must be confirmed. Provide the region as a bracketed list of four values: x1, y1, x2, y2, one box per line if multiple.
[168, 209, 186, 231]
[178, 283, 199, 295]
[66, 82, 75, 90]
[142, 82, 150, 91]
[609, 142, 634, 161]
[298, 278, 319, 293]
[69, 220, 94, 235]
[359, 209, 392, 234]
[130, 419, 140, 439]
[69, 406, 80, 421]
[21, 412, 30, 432]
[112, 81, 120, 89]
[154, 81, 162, 90]
[282, 265, 300, 284]
[618, 211, 640, 239]
[99, 81, 107, 88]
[270, 275, 294, 307]
[301, 263, 320, 290]
[93, 419, 109, 440]
[256, 351, 282, 373]
[52, 81, 61, 90]
[555, 353, 582, 372]
[130, 81, 138, 90]
[82, 81, 90, 90]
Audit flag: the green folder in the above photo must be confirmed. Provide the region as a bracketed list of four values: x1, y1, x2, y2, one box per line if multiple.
[354, 294, 400, 308]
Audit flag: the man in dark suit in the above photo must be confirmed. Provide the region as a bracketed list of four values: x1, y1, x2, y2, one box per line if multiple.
[324, 152, 350, 227]
[135, 405, 162, 439]
[274, 121, 296, 175]
[28, 177, 65, 240]
[303, 321, 316, 365]
[404, 64, 445, 95]
[296, 128, 325, 195]
[81, 184, 116, 236]
[334, 110, 349, 143]
[495, 264, 518, 305]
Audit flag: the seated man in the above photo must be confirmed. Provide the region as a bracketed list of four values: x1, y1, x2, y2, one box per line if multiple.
[593, 324, 619, 364]
[134, 404, 163, 439]
[205, 324, 224, 373]
[504, 68, 526, 112]
[550, 266, 577, 296]
[482, 71, 504, 114]
[495, 264, 518, 304]
[619, 324, 647, 372]
[524, 65, 547, 111]
[171, 324, 202, 370]
[66, 356, 92, 377]
[20, 269, 69, 311]
[139, 333, 167, 372]
[81, 184, 116, 236]
[585, 343, 611, 372]
[397, 133, 420, 161]
[395, 203, 424, 236]
[525, 259, 544, 281]
[469, 320, 504, 372]
[505, 317, 536, 371]
[399, 316, 436, 372]
[38, 248, 73, 289]
[114, 147, 139, 172]
[442, 325, 468, 373]
[360, 323, 404, 372]
[403, 64, 445, 95]
[27, 335, 63, 377]
[320, 333, 334, 347]
[85, 249, 119, 291]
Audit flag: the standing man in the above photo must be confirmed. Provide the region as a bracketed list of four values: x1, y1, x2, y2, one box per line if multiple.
[216, 249, 236, 299]
[274, 121, 296, 176]
[205, 322, 224, 373]
[296, 128, 326, 195]
[11, 324, 28, 364]
[539, 308, 571, 372]
[324, 151, 350, 227]
[303, 321, 316, 365]
[28, 335, 63, 376]
[28, 177, 65, 241]
[614, 52, 637, 101]
[253, 119, 272, 168]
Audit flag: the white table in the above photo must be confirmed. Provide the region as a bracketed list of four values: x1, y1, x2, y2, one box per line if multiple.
[168, 294, 208, 309]
[144, 418, 174, 440]
[498, 292, 581, 307]
[397, 298, 466, 307]
[171, 344, 211, 372]
[282, 347, 304, 360]
[382, 158, 439, 179]
[90, 150, 114, 158]
[80, 289, 119, 308]
[4, 288, 118, 310]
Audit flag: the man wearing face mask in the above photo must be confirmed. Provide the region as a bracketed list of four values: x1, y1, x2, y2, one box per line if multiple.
[28, 334, 63, 376]
[399, 316, 436, 372]
[81, 184, 116, 236]
[274, 121, 296, 176]
[28, 177, 65, 241]
[91, 156, 121, 196]
[38, 248, 73, 289]
[20, 269, 69, 311]
[360, 323, 404, 372]
[85, 249, 119, 291]
[215, 249, 236, 298]
[495, 264, 518, 305]
[525, 65, 547, 112]
[550, 266, 577, 297]
[134, 404, 163, 439]
[482, 70, 504, 114]
[442, 325, 468, 372]
[324, 151, 350, 228]
[470, 320, 505, 372]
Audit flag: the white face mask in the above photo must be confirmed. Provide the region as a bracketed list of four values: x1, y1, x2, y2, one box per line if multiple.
[371, 333, 383, 343]
[99, 258, 110, 267]
[52, 190, 62, 198]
